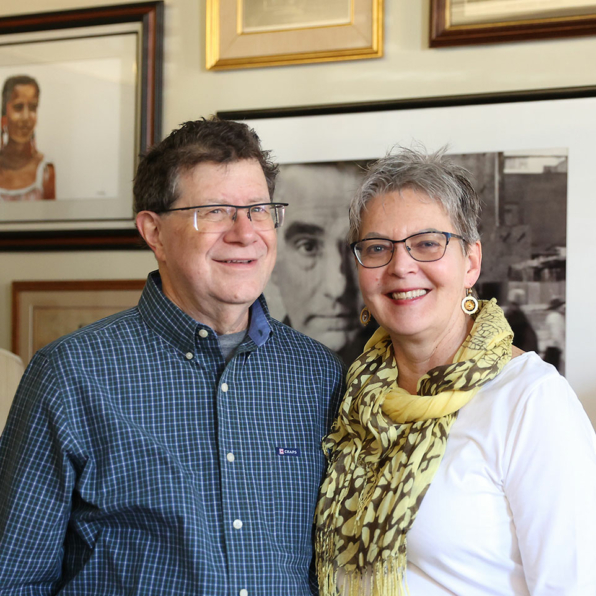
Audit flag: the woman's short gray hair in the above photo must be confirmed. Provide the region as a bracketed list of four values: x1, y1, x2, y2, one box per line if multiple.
[349, 147, 482, 249]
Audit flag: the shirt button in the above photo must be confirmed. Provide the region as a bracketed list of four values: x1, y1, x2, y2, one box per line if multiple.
[221, 383, 229, 392]
[233, 519, 243, 530]
[226, 452, 235, 462]
[198, 329, 208, 338]
[185, 352, 194, 360]
[239, 590, 248, 596]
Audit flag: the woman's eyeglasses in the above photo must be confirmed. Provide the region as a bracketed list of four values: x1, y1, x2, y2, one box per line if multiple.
[351, 231, 465, 268]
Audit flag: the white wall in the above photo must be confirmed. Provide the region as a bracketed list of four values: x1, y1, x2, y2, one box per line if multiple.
[1, 0, 595, 411]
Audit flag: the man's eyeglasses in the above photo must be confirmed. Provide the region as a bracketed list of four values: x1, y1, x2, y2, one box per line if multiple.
[159, 203, 288, 233]
[351, 231, 465, 268]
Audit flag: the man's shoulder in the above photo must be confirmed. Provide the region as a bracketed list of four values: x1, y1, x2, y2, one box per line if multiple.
[38, 307, 142, 359]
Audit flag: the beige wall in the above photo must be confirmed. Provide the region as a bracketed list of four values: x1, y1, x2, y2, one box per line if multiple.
[2, 0, 595, 398]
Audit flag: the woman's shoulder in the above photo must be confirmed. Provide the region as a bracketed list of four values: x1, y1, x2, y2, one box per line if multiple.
[474, 352, 593, 438]
[493, 350, 562, 391]
[462, 352, 574, 429]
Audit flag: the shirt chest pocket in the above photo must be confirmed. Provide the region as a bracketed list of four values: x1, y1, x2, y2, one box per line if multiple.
[247, 443, 326, 548]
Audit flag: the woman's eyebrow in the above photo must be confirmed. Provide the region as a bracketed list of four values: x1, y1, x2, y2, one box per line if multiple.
[361, 228, 440, 240]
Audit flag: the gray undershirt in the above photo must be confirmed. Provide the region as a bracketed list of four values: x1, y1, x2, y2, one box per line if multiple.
[217, 330, 247, 363]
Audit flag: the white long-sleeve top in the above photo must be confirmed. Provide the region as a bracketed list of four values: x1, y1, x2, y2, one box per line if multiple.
[406, 352, 596, 596]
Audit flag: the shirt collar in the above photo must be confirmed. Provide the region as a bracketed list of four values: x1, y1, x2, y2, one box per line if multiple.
[248, 296, 271, 347]
[138, 271, 271, 353]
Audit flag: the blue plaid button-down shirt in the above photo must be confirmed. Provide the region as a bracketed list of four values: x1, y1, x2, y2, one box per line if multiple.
[0, 271, 345, 595]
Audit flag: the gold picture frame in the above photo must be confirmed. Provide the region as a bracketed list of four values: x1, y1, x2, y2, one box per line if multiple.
[12, 280, 145, 365]
[206, 0, 383, 70]
[430, 0, 596, 46]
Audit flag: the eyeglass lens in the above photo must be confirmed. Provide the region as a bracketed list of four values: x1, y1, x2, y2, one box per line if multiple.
[192, 204, 285, 233]
[355, 232, 449, 267]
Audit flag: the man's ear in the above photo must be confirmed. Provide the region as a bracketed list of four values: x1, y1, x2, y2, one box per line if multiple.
[136, 211, 164, 260]
[465, 240, 482, 288]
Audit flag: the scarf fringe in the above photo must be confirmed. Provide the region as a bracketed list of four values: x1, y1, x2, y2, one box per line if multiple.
[317, 551, 410, 596]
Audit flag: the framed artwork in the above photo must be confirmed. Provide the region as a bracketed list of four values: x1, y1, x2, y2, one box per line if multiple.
[430, 0, 596, 46]
[206, 0, 383, 70]
[12, 279, 145, 365]
[218, 86, 596, 423]
[0, 2, 164, 251]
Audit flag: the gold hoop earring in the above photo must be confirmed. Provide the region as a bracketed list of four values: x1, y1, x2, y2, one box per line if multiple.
[360, 306, 372, 326]
[461, 288, 479, 315]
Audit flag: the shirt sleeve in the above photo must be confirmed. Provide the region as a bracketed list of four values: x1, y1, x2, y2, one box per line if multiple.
[0, 353, 78, 594]
[503, 373, 596, 596]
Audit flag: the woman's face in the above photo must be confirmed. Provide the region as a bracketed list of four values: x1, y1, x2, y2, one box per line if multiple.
[3, 84, 39, 144]
[357, 187, 481, 347]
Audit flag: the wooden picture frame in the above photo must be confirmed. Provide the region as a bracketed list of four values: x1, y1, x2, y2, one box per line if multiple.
[0, 2, 164, 251]
[206, 0, 383, 70]
[430, 0, 596, 46]
[12, 279, 145, 365]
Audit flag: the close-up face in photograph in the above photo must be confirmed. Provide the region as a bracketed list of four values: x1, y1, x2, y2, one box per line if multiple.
[272, 163, 364, 356]
[3, 84, 39, 144]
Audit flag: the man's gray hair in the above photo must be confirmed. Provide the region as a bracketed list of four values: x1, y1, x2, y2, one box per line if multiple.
[348, 147, 482, 249]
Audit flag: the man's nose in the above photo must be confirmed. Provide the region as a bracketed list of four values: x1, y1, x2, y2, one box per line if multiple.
[225, 208, 257, 241]
[322, 245, 351, 300]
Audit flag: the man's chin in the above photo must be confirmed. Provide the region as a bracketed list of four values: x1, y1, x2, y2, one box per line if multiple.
[305, 328, 358, 353]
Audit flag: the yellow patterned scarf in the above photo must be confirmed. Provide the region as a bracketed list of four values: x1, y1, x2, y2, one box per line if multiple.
[315, 299, 513, 596]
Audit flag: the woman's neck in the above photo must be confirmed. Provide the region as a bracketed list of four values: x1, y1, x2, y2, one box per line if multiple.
[0, 140, 35, 169]
[391, 315, 474, 394]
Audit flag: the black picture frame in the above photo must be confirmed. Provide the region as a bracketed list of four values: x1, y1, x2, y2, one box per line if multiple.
[217, 86, 596, 418]
[0, 2, 164, 251]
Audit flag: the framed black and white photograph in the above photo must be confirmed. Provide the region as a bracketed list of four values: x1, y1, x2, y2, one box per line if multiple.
[219, 87, 596, 419]
[0, 2, 164, 251]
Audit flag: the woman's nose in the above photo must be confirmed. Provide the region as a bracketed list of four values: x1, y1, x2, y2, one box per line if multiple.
[386, 242, 417, 277]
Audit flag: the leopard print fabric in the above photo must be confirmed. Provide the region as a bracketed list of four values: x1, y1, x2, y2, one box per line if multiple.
[315, 299, 513, 596]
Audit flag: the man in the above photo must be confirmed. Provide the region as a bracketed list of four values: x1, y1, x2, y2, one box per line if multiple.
[504, 287, 538, 353]
[272, 162, 373, 364]
[544, 296, 566, 372]
[0, 118, 345, 595]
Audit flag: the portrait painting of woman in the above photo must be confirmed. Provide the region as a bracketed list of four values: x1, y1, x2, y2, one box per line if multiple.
[0, 74, 55, 202]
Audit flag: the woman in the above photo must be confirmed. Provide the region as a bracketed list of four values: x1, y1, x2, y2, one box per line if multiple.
[315, 148, 596, 596]
[0, 75, 55, 201]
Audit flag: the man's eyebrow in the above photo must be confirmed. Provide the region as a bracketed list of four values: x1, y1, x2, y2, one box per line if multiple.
[284, 222, 325, 240]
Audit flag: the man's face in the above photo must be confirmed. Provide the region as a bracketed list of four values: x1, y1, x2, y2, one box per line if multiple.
[148, 160, 277, 326]
[272, 163, 362, 352]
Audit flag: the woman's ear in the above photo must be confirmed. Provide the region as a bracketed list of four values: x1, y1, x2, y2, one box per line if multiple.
[465, 241, 482, 288]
